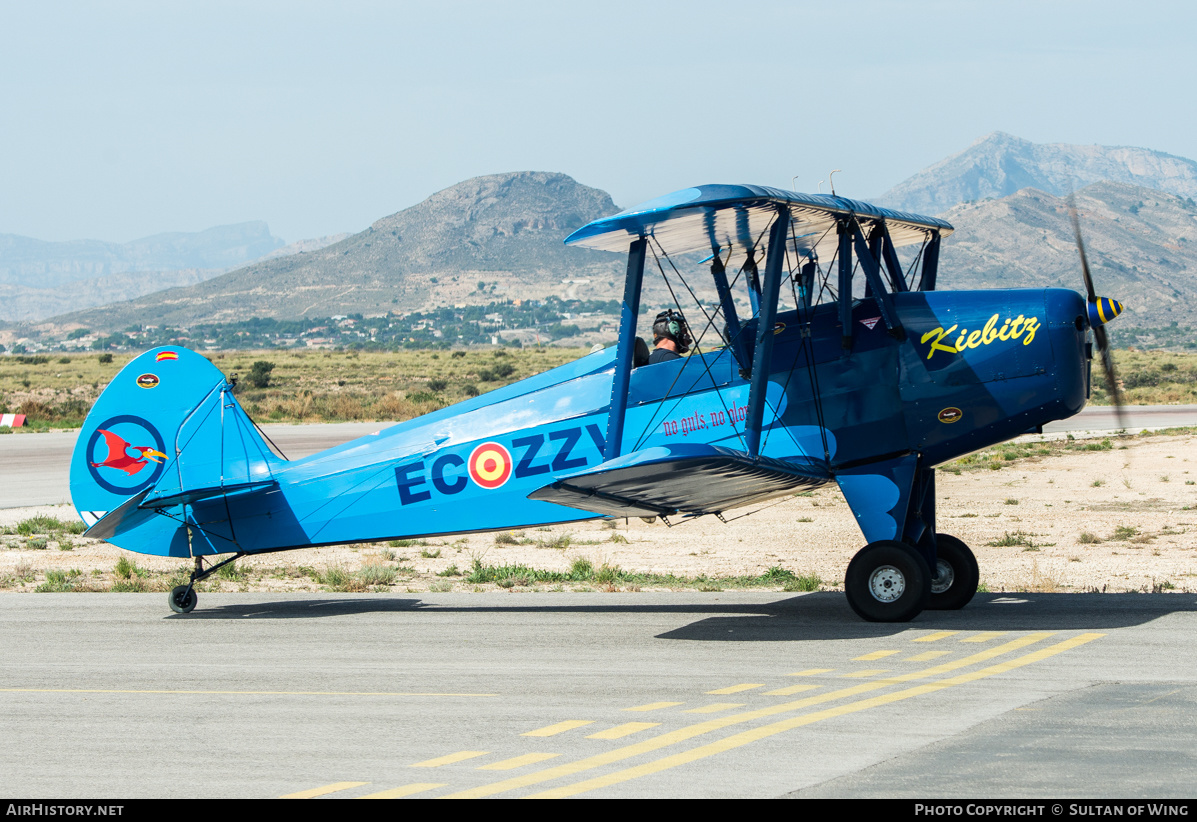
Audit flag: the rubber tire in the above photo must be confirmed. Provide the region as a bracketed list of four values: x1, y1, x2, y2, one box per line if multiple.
[169, 585, 197, 614]
[926, 533, 979, 611]
[844, 540, 930, 623]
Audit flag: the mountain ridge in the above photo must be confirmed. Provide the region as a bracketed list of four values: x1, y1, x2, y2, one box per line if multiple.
[878, 132, 1197, 216]
[34, 171, 626, 331]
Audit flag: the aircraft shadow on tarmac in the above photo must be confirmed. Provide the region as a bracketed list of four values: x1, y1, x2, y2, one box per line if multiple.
[169, 592, 1197, 641]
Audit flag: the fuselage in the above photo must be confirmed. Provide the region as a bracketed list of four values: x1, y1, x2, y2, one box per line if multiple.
[97, 287, 1084, 558]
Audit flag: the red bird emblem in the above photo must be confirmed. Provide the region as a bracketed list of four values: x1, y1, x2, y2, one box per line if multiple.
[89, 429, 168, 477]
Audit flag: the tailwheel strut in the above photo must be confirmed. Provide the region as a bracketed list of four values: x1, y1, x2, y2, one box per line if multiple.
[168, 553, 245, 615]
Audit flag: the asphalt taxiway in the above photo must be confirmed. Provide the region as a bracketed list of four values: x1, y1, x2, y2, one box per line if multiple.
[2, 591, 1195, 798]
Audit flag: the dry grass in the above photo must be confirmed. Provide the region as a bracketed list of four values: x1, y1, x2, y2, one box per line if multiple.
[0, 347, 588, 429]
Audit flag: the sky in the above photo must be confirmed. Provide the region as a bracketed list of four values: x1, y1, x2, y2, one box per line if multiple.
[2, 0, 1195, 244]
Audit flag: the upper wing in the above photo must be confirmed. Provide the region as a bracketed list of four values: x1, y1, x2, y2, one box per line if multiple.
[565, 184, 953, 259]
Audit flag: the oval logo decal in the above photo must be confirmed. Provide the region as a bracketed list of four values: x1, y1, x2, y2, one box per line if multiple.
[938, 407, 963, 424]
[468, 442, 513, 490]
[136, 373, 159, 389]
[85, 415, 168, 495]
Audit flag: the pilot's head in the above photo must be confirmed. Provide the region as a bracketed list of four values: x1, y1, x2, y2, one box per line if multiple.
[652, 309, 692, 354]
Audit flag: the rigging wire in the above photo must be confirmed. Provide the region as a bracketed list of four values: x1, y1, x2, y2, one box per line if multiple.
[629, 240, 748, 453]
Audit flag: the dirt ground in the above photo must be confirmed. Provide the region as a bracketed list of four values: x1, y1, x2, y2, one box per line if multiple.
[2, 431, 1196, 596]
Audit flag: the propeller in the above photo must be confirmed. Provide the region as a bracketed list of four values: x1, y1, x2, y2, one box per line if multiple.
[1068, 194, 1126, 430]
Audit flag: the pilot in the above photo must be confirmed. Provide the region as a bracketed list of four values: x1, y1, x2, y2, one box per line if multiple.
[648, 309, 692, 364]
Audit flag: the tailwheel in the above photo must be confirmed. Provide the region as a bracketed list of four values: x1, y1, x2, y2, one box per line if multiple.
[926, 533, 979, 611]
[169, 585, 197, 614]
[844, 540, 930, 623]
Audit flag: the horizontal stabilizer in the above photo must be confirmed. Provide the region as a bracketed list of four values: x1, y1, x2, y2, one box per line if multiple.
[528, 443, 831, 518]
[84, 489, 155, 541]
[139, 478, 279, 510]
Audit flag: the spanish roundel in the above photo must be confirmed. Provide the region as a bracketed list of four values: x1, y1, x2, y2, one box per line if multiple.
[468, 441, 513, 490]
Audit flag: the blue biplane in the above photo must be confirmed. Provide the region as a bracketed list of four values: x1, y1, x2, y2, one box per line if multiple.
[70, 185, 1123, 621]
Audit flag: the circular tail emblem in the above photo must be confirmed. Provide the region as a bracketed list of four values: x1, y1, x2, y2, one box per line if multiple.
[85, 415, 168, 494]
[468, 442, 513, 490]
[938, 407, 963, 424]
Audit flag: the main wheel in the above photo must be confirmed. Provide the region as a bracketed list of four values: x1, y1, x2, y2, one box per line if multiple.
[844, 540, 930, 623]
[926, 533, 979, 611]
[169, 585, 197, 614]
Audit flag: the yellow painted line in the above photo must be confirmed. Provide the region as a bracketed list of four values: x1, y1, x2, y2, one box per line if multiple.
[359, 783, 445, 798]
[623, 702, 684, 712]
[530, 633, 1106, 798]
[853, 650, 899, 661]
[441, 632, 1060, 799]
[763, 684, 818, 696]
[0, 688, 496, 696]
[913, 631, 959, 642]
[905, 651, 951, 662]
[478, 753, 560, 771]
[841, 669, 889, 678]
[683, 702, 745, 714]
[411, 751, 489, 768]
[706, 683, 765, 695]
[521, 720, 594, 737]
[280, 781, 368, 798]
[587, 722, 661, 740]
[787, 668, 834, 676]
[961, 632, 1007, 643]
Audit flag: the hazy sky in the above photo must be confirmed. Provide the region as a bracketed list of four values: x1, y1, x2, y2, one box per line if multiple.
[3, 1, 1195, 243]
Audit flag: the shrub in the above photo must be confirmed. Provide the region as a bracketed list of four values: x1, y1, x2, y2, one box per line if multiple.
[247, 360, 275, 388]
[98, 353, 113, 364]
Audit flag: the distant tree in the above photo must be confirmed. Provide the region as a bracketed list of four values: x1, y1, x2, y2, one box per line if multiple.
[98, 353, 113, 364]
[248, 360, 275, 388]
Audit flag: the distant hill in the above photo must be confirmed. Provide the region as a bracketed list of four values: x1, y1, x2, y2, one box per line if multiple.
[0, 222, 287, 323]
[0, 221, 284, 284]
[42, 172, 626, 332]
[937, 181, 1197, 329]
[12, 164, 1197, 349]
[878, 132, 1197, 216]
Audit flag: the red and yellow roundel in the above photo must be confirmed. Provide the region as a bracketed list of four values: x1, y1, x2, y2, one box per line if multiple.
[468, 442, 513, 490]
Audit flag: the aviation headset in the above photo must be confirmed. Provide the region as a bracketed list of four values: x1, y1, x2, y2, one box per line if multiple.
[652, 309, 692, 354]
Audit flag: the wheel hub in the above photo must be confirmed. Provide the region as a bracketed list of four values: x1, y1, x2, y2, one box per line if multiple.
[867, 565, 905, 602]
[932, 559, 955, 595]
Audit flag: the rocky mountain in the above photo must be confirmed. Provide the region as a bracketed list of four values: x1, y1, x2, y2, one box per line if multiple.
[12, 156, 1197, 347]
[42, 172, 626, 332]
[936, 181, 1197, 329]
[879, 132, 1197, 216]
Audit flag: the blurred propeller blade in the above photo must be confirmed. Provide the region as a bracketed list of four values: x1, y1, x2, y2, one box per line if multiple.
[1069, 194, 1127, 430]
[1093, 324, 1127, 430]
[1068, 195, 1098, 303]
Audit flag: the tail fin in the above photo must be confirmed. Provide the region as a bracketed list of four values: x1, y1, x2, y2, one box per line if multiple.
[70, 347, 283, 556]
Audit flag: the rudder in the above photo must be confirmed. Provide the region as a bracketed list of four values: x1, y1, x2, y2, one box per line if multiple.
[70, 347, 282, 556]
